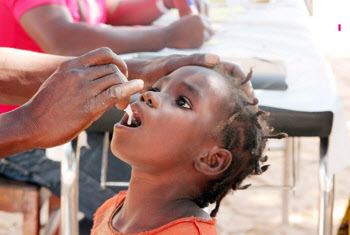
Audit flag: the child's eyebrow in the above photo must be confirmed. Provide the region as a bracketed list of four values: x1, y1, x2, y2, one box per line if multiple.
[179, 81, 202, 98]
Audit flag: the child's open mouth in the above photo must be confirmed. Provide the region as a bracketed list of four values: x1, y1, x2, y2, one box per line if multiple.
[120, 112, 142, 128]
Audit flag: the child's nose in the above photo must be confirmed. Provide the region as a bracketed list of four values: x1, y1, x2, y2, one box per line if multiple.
[140, 91, 159, 108]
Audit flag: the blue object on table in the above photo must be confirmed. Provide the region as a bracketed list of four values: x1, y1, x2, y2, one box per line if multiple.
[187, 0, 199, 14]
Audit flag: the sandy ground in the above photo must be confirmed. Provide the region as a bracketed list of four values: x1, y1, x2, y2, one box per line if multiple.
[0, 57, 349, 235]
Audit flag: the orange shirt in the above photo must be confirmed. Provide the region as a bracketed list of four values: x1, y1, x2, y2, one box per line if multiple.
[92, 191, 217, 235]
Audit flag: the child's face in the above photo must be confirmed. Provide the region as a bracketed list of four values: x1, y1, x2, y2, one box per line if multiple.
[112, 66, 231, 171]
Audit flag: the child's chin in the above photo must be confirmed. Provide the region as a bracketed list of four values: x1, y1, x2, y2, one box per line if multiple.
[111, 135, 127, 155]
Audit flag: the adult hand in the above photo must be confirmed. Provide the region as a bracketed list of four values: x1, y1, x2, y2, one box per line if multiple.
[220, 61, 257, 109]
[127, 53, 220, 92]
[164, 15, 213, 49]
[22, 47, 143, 148]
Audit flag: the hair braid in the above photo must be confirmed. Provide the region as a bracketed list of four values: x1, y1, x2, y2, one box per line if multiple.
[193, 65, 287, 217]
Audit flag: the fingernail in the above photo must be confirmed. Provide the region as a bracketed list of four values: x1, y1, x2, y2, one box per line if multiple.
[205, 54, 220, 66]
[133, 79, 144, 88]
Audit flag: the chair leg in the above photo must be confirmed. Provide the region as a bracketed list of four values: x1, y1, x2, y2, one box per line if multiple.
[22, 187, 40, 235]
[61, 134, 83, 235]
[318, 137, 334, 235]
[100, 132, 110, 190]
[282, 137, 298, 225]
[43, 194, 61, 235]
[44, 209, 60, 235]
[282, 138, 292, 225]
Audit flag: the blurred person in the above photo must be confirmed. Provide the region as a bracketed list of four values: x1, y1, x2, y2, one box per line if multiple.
[0, 0, 212, 57]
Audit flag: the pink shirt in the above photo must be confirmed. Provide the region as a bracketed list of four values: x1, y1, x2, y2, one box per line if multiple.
[0, 0, 108, 113]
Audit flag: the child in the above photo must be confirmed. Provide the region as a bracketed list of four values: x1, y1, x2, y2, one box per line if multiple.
[91, 64, 286, 234]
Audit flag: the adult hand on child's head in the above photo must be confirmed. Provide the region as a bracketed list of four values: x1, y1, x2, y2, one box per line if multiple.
[165, 15, 214, 49]
[128, 53, 219, 92]
[22, 47, 143, 148]
[220, 61, 258, 110]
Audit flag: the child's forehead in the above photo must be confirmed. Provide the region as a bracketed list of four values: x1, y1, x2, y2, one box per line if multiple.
[159, 66, 227, 91]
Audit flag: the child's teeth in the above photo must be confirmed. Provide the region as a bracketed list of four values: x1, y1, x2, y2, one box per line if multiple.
[125, 105, 133, 125]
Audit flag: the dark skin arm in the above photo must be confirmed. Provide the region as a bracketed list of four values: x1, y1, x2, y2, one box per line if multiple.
[0, 48, 222, 157]
[20, 5, 213, 56]
[0, 47, 143, 158]
[0, 48, 219, 105]
[106, 0, 208, 26]
[106, 0, 165, 26]
[0, 48, 72, 105]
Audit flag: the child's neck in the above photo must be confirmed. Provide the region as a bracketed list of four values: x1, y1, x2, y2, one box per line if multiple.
[111, 168, 210, 233]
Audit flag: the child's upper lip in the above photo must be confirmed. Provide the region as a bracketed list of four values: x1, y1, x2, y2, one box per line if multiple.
[131, 102, 143, 118]
[130, 102, 143, 122]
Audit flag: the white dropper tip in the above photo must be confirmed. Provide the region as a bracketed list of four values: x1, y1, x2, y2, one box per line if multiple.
[125, 105, 133, 125]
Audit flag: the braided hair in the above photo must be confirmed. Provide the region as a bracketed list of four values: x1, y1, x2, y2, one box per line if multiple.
[193, 65, 287, 217]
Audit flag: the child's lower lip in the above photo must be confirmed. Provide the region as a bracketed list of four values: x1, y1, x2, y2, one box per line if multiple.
[114, 116, 142, 130]
[114, 122, 140, 131]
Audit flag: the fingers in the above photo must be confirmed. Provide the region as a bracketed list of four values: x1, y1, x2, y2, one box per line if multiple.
[220, 61, 246, 79]
[219, 61, 256, 108]
[91, 70, 127, 93]
[166, 53, 220, 73]
[66, 47, 128, 77]
[115, 96, 133, 110]
[83, 63, 124, 81]
[94, 79, 144, 111]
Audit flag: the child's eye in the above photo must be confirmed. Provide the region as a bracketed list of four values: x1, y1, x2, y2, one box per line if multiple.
[148, 87, 159, 92]
[176, 96, 191, 109]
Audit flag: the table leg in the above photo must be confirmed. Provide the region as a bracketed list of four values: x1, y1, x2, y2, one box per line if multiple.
[100, 132, 109, 190]
[318, 137, 335, 235]
[282, 138, 292, 225]
[61, 133, 83, 235]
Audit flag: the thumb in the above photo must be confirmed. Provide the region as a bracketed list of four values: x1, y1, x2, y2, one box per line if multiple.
[115, 96, 133, 110]
[95, 79, 144, 111]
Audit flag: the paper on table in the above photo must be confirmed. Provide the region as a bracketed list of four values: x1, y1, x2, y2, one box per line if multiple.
[204, 39, 223, 46]
[212, 23, 225, 31]
[209, 6, 245, 22]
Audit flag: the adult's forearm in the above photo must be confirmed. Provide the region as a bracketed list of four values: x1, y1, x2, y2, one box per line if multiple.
[19, 5, 169, 57]
[0, 106, 36, 158]
[0, 48, 70, 105]
[107, 0, 166, 26]
[44, 24, 167, 56]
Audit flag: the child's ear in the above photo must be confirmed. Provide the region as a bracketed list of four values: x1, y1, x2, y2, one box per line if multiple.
[194, 147, 232, 176]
